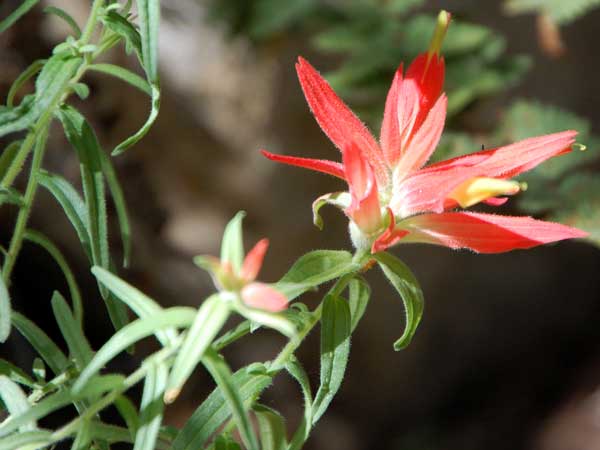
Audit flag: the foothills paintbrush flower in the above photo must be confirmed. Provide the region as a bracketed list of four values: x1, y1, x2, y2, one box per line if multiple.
[195, 238, 288, 312]
[262, 10, 587, 254]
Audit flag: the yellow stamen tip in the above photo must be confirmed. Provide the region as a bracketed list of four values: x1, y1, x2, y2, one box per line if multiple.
[573, 142, 587, 152]
[450, 177, 521, 209]
[519, 181, 528, 192]
[428, 10, 452, 57]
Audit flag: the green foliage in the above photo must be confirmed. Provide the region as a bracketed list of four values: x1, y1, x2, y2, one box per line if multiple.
[207, 0, 529, 124]
[0, 276, 10, 343]
[504, 0, 600, 24]
[0, 0, 40, 33]
[312, 293, 351, 424]
[374, 252, 425, 351]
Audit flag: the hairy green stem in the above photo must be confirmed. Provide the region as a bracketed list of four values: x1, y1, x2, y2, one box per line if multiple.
[79, 0, 105, 45]
[2, 127, 49, 282]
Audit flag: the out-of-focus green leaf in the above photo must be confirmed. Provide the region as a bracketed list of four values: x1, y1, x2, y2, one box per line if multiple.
[115, 395, 140, 438]
[50, 291, 93, 369]
[0, 276, 10, 343]
[374, 252, 424, 351]
[0, 430, 52, 450]
[275, 250, 356, 300]
[89, 63, 151, 95]
[213, 435, 243, 450]
[0, 0, 40, 33]
[253, 404, 287, 450]
[202, 349, 259, 450]
[43, 6, 81, 37]
[6, 60, 45, 107]
[34, 53, 82, 113]
[220, 211, 245, 273]
[172, 365, 272, 450]
[11, 312, 68, 376]
[504, 0, 600, 24]
[24, 229, 83, 324]
[73, 307, 196, 393]
[0, 96, 37, 138]
[552, 174, 600, 245]
[165, 295, 230, 403]
[133, 363, 168, 450]
[0, 389, 72, 437]
[233, 302, 296, 338]
[0, 359, 34, 388]
[0, 375, 34, 431]
[312, 294, 350, 425]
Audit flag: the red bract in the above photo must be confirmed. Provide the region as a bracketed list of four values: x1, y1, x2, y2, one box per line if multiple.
[261, 11, 587, 254]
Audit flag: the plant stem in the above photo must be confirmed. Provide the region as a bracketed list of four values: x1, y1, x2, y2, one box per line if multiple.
[79, 0, 105, 45]
[2, 126, 49, 282]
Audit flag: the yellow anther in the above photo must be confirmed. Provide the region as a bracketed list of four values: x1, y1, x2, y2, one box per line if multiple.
[449, 177, 521, 208]
[573, 143, 587, 151]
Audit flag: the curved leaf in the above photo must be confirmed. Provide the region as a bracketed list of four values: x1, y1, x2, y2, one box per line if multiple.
[0, 276, 10, 343]
[374, 252, 424, 350]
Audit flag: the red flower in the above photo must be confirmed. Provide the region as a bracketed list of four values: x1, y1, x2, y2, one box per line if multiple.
[196, 238, 288, 312]
[262, 11, 587, 254]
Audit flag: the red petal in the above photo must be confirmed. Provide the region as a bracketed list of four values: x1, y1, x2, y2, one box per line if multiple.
[405, 53, 445, 115]
[393, 131, 577, 216]
[394, 94, 447, 180]
[380, 66, 403, 165]
[397, 211, 588, 253]
[261, 149, 345, 179]
[371, 208, 408, 253]
[343, 143, 382, 233]
[296, 57, 388, 186]
[242, 282, 288, 312]
[240, 238, 269, 282]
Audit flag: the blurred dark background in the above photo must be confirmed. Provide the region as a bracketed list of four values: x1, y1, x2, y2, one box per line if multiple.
[1, 0, 600, 449]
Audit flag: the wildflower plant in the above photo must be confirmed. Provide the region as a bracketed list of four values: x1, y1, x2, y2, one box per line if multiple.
[0, 3, 590, 450]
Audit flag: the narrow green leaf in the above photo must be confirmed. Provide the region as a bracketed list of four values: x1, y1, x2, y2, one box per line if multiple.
[202, 349, 259, 450]
[89, 63, 151, 95]
[285, 357, 313, 450]
[75, 374, 126, 401]
[233, 298, 297, 338]
[0, 430, 52, 450]
[0, 389, 71, 437]
[0, 0, 40, 33]
[312, 294, 351, 424]
[11, 312, 68, 375]
[220, 211, 246, 273]
[112, 83, 160, 155]
[0, 359, 35, 387]
[136, 0, 160, 81]
[172, 365, 272, 450]
[374, 252, 424, 351]
[71, 82, 90, 100]
[0, 141, 22, 183]
[97, 146, 131, 266]
[254, 404, 287, 450]
[0, 95, 37, 138]
[34, 53, 82, 113]
[0, 276, 11, 342]
[0, 375, 34, 431]
[70, 420, 92, 450]
[57, 106, 130, 332]
[92, 266, 178, 346]
[0, 187, 23, 207]
[213, 435, 243, 450]
[50, 291, 93, 369]
[101, 11, 143, 61]
[115, 395, 140, 438]
[276, 250, 356, 300]
[165, 296, 230, 403]
[6, 60, 45, 107]
[24, 229, 83, 324]
[348, 277, 370, 332]
[133, 363, 168, 450]
[73, 307, 196, 393]
[37, 170, 91, 258]
[43, 6, 81, 37]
